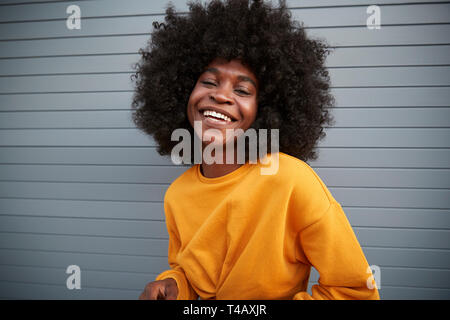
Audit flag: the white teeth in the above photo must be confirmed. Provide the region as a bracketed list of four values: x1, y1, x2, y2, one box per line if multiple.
[203, 110, 232, 122]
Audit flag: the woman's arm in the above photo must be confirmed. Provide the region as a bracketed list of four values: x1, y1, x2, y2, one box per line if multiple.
[155, 237, 198, 300]
[293, 201, 380, 300]
[155, 210, 199, 300]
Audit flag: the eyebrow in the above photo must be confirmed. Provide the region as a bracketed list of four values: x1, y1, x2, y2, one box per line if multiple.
[204, 67, 257, 89]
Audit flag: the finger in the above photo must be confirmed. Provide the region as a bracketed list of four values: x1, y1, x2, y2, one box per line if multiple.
[156, 291, 164, 300]
[148, 284, 163, 300]
[165, 279, 178, 300]
[165, 292, 177, 300]
[165, 286, 178, 300]
[156, 285, 167, 300]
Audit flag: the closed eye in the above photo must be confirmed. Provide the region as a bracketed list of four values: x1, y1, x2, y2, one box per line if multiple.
[235, 89, 250, 95]
[201, 81, 216, 86]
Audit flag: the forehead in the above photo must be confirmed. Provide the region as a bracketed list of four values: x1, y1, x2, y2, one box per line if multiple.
[202, 58, 258, 87]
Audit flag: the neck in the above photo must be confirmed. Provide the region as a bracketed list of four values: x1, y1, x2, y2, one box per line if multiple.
[200, 162, 243, 178]
[200, 142, 244, 178]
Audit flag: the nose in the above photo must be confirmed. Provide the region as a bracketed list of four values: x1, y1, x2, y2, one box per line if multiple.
[210, 84, 233, 105]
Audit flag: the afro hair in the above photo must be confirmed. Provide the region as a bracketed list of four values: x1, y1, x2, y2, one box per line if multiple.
[131, 0, 335, 163]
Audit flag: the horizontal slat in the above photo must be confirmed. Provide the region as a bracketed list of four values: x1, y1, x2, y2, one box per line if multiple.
[331, 187, 450, 209]
[304, 148, 450, 168]
[0, 0, 176, 20]
[0, 248, 169, 273]
[0, 165, 448, 189]
[277, 0, 450, 6]
[0, 88, 448, 112]
[0, 215, 448, 249]
[345, 207, 450, 229]
[0, 35, 148, 58]
[0, 264, 449, 294]
[0, 247, 448, 293]
[0, 0, 76, 4]
[0, 164, 187, 184]
[328, 45, 450, 67]
[0, 198, 166, 220]
[1, 280, 449, 300]
[321, 128, 450, 148]
[0, 74, 133, 94]
[326, 138, 450, 168]
[1, 0, 449, 22]
[0, 16, 160, 41]
[2, 45, 449, 76]
[293, 4, 450, 27]
[1, 24, 448, 60]
[0, 128, 448, 147]
[0, 180, 449, 207]
[305, 284, 449, 300]
[0, 181, 167, 201]
[331, 108, 450, 127]
[0, 216, 168, 238]
[0, 281, 141, 300]
[0, 25, 447, 59]
[0, 147, 448, 169]
[0, 183, 449, 209]
[2, 280, 448, 300]
[0, 265, 156, 292]
[307, 24, 450, 47]
[355, 227, 450, 249]
[1, 218, 448, 250]
[2, 108, 450, 129]
[0, 129, 157, 147]
[1, 29, 448, 62]
[375, 286, 450, 300]
[364, 247, 450, 269]
[0, 249, 442, 300]
[329, 66, 450, 87]
[0, 54, 141, 76]
[1, 4, 449, 39]
[0, 147, 173, 165]
[1, 245, 448, 273]
[1, 67, 448, 94]
[317, 168, 450, 188]
[0, 110, 134, 128]
[1, 198, 449, 229]
[0, 92, 136, 111]
[332, 87, 450, 107]
[308, 266, 450, 289]
[0, 232, 168, 256]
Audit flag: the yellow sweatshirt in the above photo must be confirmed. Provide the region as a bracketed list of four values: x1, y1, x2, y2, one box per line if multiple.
[156, 152, 380, 300]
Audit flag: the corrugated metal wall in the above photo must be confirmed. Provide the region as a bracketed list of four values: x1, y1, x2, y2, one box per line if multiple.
[0, 0, 449, 299]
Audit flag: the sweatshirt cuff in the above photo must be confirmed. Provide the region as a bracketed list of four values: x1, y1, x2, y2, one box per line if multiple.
[155, 269, 197, 300]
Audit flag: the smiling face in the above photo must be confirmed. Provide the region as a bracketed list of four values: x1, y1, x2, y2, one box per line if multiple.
[187, 58, 258, 146]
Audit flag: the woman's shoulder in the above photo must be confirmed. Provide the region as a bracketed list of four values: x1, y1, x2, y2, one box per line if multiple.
[274, 152, 337, 205]
[274, 153, 331, 189]
[163, 164, 197, 199]
[275, 152, 338, 229]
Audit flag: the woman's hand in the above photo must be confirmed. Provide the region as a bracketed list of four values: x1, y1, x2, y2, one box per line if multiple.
[139, 278, 179, 300]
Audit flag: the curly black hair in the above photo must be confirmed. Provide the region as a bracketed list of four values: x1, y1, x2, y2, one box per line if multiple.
[131, 0, 335, 163]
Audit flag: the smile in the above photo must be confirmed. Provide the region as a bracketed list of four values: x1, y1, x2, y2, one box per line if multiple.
[202, 109, 233, 122]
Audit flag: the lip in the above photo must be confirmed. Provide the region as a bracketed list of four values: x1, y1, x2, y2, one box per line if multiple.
[198, 105, 238, 122]
[199, 110, 236, 127]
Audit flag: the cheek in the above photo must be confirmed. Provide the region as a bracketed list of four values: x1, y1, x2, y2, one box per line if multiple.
[242, 100, 258, 124]
[187, 85, 208, 109]
[189, 84, 209, 102]
[187, 87, 201, 120]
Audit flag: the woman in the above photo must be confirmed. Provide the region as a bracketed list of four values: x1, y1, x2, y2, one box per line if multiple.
[132, 0, 380, 300]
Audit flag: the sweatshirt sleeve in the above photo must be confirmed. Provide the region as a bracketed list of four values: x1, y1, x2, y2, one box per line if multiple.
[155, 205, 198, 300]
[293, 201, 380, 300]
